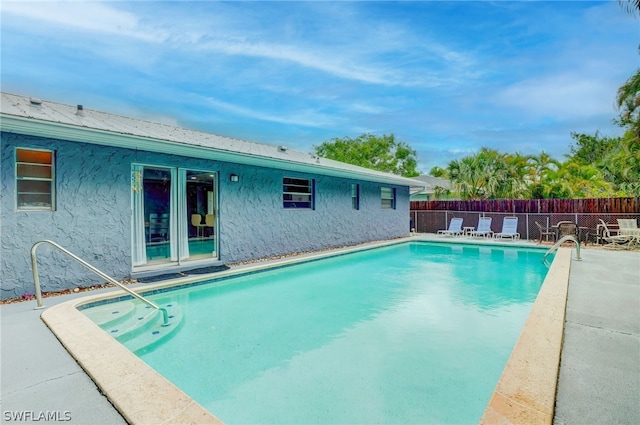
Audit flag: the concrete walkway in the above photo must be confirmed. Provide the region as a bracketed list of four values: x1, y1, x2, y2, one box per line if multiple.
[553, 248, 640, 425]
[1, 287, 128, 424]
[1, 244, 639, 424]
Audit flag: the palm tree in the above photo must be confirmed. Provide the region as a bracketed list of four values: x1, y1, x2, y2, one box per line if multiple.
[616, 68, 640, 136]
[618, 0, 640, 16]
[448, 156, 486, 200]
[501, 152, 530, 199]
[604, 130, 640, 196]
[447, 147, 521, 200]
[557, 161, 616, 198]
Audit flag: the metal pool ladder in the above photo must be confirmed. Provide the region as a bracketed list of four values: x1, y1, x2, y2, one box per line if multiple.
[30, 240, 169, 326]
[543, 235, 581, 263]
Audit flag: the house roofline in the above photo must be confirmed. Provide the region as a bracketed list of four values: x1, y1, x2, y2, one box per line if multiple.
[1, 114, 426, 189]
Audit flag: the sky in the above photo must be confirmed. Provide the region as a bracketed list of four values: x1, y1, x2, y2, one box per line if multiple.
[1, 1, 638, 173]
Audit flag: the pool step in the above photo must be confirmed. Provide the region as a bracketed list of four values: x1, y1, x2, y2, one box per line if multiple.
[87, 301, 183, 355]
[82, 301, 137, 329]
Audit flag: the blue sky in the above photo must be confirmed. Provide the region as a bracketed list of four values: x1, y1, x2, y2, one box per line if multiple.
[1, 1, 638, 173]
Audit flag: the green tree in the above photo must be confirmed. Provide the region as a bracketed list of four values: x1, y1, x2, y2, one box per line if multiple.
[529, 152, 560, 180]
[568, 132, 617, 166]
[503, 152, 532, 198]
[616, 68, 640, 137]
[608, 68, 640, 196]
[525, 152, 563, 198]
[314, 133, 420, 177]
[447, 147, 519, 200]
[428, 166, 448, 178]
[557, 160, 617, 198]
[605, 130, 640, 196]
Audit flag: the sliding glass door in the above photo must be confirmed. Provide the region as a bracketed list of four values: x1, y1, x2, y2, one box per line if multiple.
[132, 165, 217, 268]
[185, 170, 216, 260]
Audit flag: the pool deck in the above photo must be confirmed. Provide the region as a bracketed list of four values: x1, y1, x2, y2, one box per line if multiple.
[1, 235, 638, 424]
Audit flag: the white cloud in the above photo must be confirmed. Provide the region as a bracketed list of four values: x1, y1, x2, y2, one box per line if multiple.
[200, 95, 337, 129]
[197, 38, 402, 86]
[0, 0, 166, 42]
[1, 1, 476, 88]
[347, 102, 390, 115]
[495, 74, 618, 121]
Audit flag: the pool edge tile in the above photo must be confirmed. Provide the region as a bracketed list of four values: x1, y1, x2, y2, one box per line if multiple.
[480, 247, 571, 425]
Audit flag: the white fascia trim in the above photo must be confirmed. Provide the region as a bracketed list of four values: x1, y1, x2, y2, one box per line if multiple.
[1, 115, 427, 189]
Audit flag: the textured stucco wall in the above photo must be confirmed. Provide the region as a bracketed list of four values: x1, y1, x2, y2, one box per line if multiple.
[1, 132, 409, 299]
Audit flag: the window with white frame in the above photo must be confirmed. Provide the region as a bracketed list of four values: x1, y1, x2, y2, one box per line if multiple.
[381, 187, 395, 209]
[351, 183, 360, 210]
[16, 148, 55, 210]
[283, 177, 314, 209]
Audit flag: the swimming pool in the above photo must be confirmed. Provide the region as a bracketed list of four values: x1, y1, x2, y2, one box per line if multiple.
[81, 241, 552, 424]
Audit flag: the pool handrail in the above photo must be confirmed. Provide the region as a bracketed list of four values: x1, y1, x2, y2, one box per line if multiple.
[543, 235, 581, 262]
[30, 240, 169, 326]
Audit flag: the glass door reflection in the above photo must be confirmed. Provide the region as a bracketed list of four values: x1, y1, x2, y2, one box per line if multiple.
[144, 168, 172, 263]
[186, 170, 216, 260]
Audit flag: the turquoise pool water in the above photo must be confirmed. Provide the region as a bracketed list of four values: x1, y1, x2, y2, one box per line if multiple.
[85, 242, 551, 424]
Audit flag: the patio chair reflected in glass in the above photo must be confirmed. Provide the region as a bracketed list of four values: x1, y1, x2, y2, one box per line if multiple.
[191, 214, 205, 239]
[535, 222, 556, 244]
[437, 217, 464, 237]
[468, 217, 493, 238]
[599, 219, 633, 249]
[205, 213, 215, 238]
[493, 216, 520, 240]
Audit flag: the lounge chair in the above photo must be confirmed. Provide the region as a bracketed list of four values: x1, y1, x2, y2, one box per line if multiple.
[437, 217, 463, 237]
[600, 219, 633, 249]
[617, 218, 639, 233]
[618, 219, 640, 248]
[468, 217, 493, 238]
[493, 217, 520, 240]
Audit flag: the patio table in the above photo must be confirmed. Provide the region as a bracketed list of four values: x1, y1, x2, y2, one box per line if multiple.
[463, 226, 475, 236]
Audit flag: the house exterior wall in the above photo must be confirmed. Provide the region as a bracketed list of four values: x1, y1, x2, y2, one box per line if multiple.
[1, 132, 410, 299]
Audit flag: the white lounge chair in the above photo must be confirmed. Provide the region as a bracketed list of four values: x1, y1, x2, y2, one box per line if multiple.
[618, 219, 640, 248]
[601, 219, 633, 249]
[493, 217, 520, 240]
[617, 218, 639, 234]
[437, 217, 463, 237]
[468, 217, 493, 238]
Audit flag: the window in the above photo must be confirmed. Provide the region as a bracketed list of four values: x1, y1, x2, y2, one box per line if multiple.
[16, 148, 55, 210]
[283, 177, 314, 209]
[351, 183, 360, 210]
[381, 187, 396, 209]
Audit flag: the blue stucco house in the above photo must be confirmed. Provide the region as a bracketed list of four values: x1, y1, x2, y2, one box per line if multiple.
[0, 92, 425, 299]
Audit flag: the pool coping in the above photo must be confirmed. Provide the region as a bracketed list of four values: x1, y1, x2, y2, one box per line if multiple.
[480, 246, 571, 424]
[41, 235, 569, 424]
